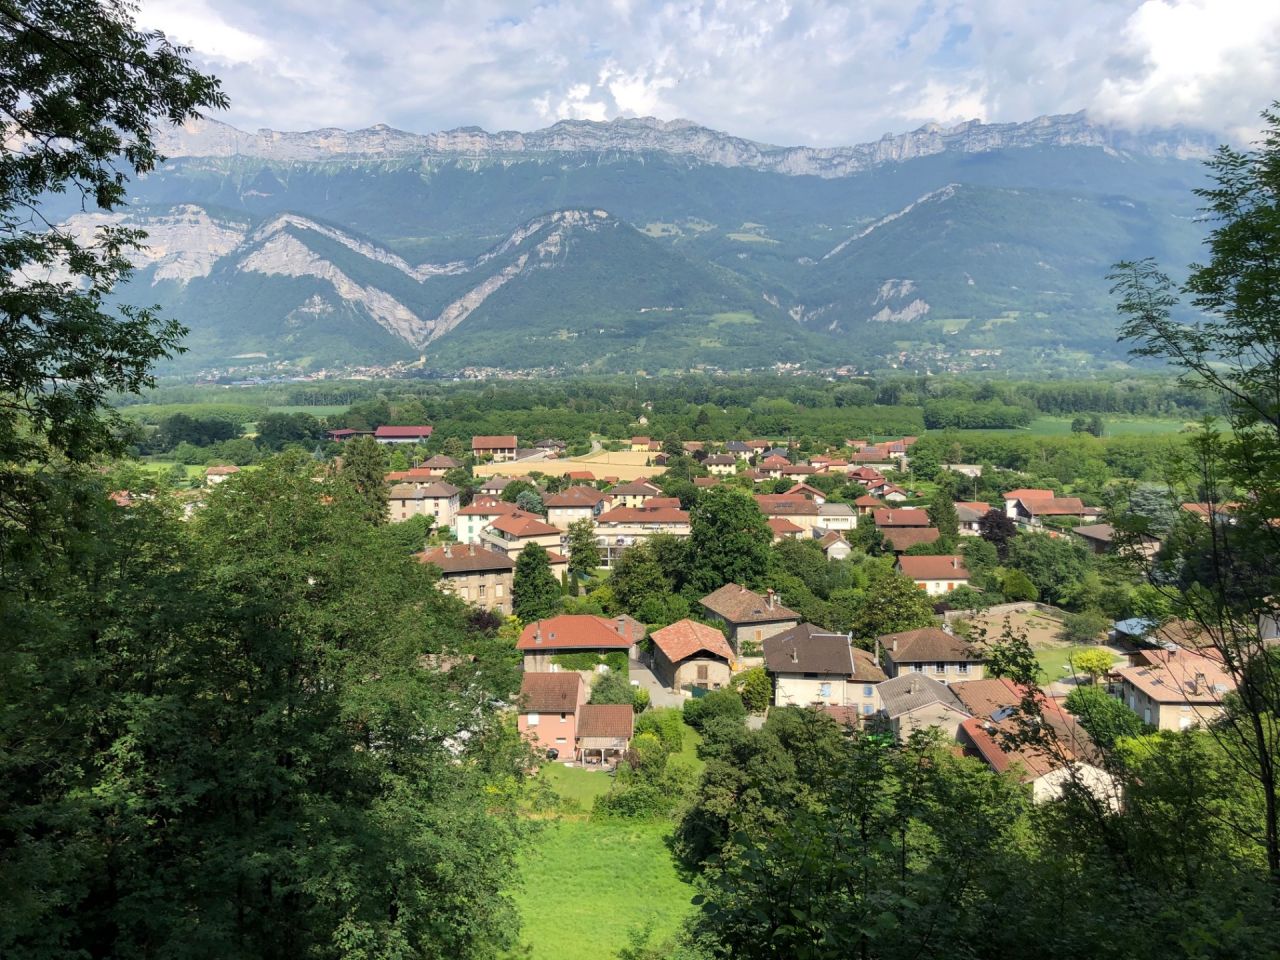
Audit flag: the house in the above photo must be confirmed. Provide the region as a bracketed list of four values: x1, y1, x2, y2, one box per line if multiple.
[374, 425, 434, 444]
[566, 470, 596, 482]
[607, 479, 662, 509]
[781, 464, 819, 480]
[417, 543, 515, 615]
[952, 677, 1119, 806]
[817, 530, 852, 560]
[535, 439, 567, 453]
[326, 428, 361, 441]
[682, 441, 705, 454]
[873, 508, 932, 529]
[576, 704, 634, 766]
[630, 436, 654, 452]
[955, 501, 992, 535]
[853, 494, 884, 516]
[478, 476, 518, 497]
[204, 464, 240, 485]
[1116, 648, 1235, 730]
[882, 527, 941, 554]
[764, 624, 886, 716]
[819, 502, 858, 531]
[700, 583, 800, 654]
[420, 454, 461, 475]
[1071, 522, 1161, 559]
[755, 494, 822, 533]
[517, 672, 587, 760]
[703, 454, 738, 476]
[543, 485, 607, 530]
[388, 481, 460, 527]
[767, 517, 805, 541]
[650, 619, 735, 690]
[472, 435, 519, 462]
[725, 440, 751, 457]
[876, 672, 970, 739]
[516, 614, 646, 671]
[878, 626, 985, 683]
[693, 477, 720, 489]
[873, 482, 910, 502]
[1008, 495, 1100, 528]
[480, 511, 564, 560]
[593, 505, 692, 567]
[896, 555, 970, 595]
[455, 499, 522, 544]
[849, 466, 885, 486]
[760, 454, 790, 478]
[785, 482, 827, 504]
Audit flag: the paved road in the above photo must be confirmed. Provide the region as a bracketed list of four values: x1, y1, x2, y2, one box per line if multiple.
[629, 659, 687, 709]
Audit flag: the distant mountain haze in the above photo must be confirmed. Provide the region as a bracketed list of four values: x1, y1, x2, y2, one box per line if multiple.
[84, 112, 1213, 373]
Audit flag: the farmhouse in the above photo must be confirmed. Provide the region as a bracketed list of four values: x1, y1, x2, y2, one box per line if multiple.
[876, 672, 970, 739]
[649, 619, 735, 690]
[1116, 648, 1234, 730]
[472, 435, 519, 462]
[374, 425, 434, 444]
[388, 481, 460, 528]
[878, 626, 985, 683]
[516, 614, 645, 672]
[896, 555, 970, 595]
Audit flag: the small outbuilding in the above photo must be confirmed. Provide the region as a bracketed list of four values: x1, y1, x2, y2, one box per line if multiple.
[649, 619, 735, 691]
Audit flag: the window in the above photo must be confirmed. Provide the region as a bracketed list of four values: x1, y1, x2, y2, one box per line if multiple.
[555, 736, 567, 744]
[934, 663, 945, 674]
[946, 582, 955, 591]
[528, 713, 540, 726]
[862, 704, 873, 715]
[478, 584, 486, 597]
[863, 685, 873, 697]
[696, 665, 709, 680]
[957, 663, 969, 675]
[495, 585, 504, 597]
[819, 682, 832, 698]
[559, 713, 567, 722]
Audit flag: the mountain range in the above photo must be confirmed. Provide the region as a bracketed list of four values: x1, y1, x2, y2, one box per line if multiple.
[67, 111, 1217, 374]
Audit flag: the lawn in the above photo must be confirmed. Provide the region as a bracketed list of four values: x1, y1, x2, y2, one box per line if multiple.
[1034, 644, 1122, 684]
[512, 820, 696, 960]
[513, 721, 703, 960]
[266, 404, 350, 417]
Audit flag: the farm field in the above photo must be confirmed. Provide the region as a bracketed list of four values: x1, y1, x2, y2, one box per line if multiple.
[474, 448, 666, 482]
[963, 416, 1197, 437]
[266, 404, 350, 417]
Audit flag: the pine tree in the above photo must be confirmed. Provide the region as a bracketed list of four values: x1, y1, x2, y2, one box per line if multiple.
[927, 488, 960, 541]
[566, 518, 601, 578]
[339, 435, 389, 523]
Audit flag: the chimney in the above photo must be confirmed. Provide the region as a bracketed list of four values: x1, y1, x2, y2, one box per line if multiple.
[616, 616, 626, 636]
[892, 639, 899, 653]
[942, 621, 953, 636]
[909, 677, 919, 695]
[790, 646, 798, 664]
[444, 543, 453, 558]
[766, 588, 775, 610]
[534, 626, 542, 645]
[952, 557, 959, 569]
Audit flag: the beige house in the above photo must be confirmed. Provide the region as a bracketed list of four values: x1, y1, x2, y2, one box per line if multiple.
[544, 485, 607, 530]
[878, 627, 985, 683]
[515, 614, 645, 672]
[593, 505, 691, 567]
[896, 555, 970, 595]
[755, 494, 822, 533]
[649, 619, 735, 690]
[699, 583, 800, 656]
[1116, 649, 1234, 730]
[817, 502, 857, 531]
[875, 672, 970, 739]
[454, 498, 520, 544]
[417, 543, 515, 615]
[764, 624, 887, 716]
[204, 465, 240, 485]
[607, 479, 662, 509]
[472, 435, 518, 462]
[388, 481, 460, 528]
[703, 454, 738, 476]
[817, 530, 853, 561]
[479, 511, 563, 559]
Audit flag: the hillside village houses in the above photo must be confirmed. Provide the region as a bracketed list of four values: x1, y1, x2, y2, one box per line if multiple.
[373, 425, 434, 444]
[388, 481, 459, 526]
[649, 619, 735, 691]
[700, 584, 800, 656]
[472, 435, 519, 462]
[544, 484, 607, 529]
[896, 555, 971, 595]
[516, 614, 646, 672]
[1116, 648, 1235, 730]
[878, 626, 986, 683]
[764, 624, 886, 714]
[417, 543, 515, 616]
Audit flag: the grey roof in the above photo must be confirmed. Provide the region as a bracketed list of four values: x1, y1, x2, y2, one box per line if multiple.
[389, 481, 459, 500]
[876, 673, 967, 718]
[763, 624, 855, 676]
[726, 440, 750, 452]
[880, 627, 980, 664]
[818, 502, 855, 517]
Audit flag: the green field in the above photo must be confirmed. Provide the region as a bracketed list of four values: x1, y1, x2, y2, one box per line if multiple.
[513, 723, 702, 959]
[266, 404, 350, 417]
[967, 416, 1198, 437]
[512, 820, 695, 960]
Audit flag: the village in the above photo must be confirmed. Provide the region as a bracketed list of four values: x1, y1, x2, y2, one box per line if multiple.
[294, 423, 1249, 804]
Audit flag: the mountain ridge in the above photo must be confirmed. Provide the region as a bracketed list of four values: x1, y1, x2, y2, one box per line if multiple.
[154, 111, 1220, 178]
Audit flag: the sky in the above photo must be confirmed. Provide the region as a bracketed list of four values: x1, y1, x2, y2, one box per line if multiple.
[136, 0, 1280, 147]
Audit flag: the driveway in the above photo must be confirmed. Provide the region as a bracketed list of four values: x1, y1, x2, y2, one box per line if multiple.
[629, 659, 687, 709]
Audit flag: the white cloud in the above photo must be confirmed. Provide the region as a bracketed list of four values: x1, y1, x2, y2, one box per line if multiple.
[134, 0, 1280, 145]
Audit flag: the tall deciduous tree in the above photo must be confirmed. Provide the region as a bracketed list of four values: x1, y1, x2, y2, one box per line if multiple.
[927, 487, 960, 541]
[565, 517, 600, 578]
[847, 571, 936, 647]
[687, 487, 772, 593]
[1110, 102, 1280, 879]
[513, 542, 561, 622]
[978, 508, 1018, 559]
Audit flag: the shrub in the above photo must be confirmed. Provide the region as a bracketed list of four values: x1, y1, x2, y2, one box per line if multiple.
[635, 708, 685, 754]
[733, 667, 772, 713]
[1001, 569, 1039, 602]
[1063, 609, 1111, 645]
[683, 689, 746, 732]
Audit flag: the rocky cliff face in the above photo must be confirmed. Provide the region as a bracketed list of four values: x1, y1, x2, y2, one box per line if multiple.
[155, 112, 1216, 178]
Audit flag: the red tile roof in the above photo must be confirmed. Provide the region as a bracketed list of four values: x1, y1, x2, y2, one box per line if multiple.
[756, 494, 820, 516]
[519, 672, 583, 713]
[566, 470, 596, 481]
[205, 465, 240, 475]
[879, 627, 980, 664]
[417, 543, 514, 573]
[882, 527, 941, 552]
[1018, 496, 1091, 516]
[544, 485, 606, 508]
[700, 583, 799, 624]
[1003, 487, 1053, 501]
[649, 619, 734, 663]
[457, 500, 521, 517]
[693, 477, 720, 487]
[897, 555, 970, 581]
[768, 517, 805, 536]
[577, 704, 635, 739]
[517, 615, 645, 650]
[873, 508, 931, 527]
[375, 425, 433, 439]
[490, 512, 560, 537]
[472, 435, 518, 449]
[595, 506, 690, 525]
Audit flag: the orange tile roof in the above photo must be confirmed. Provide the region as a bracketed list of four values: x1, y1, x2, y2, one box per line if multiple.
[649, 619, 734, 663]
[518, 672, 583, 713]
[517, 615, 645, 650]
[897, 555, 970, 581]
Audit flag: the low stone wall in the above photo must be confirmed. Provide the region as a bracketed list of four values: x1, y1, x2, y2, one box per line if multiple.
[943, 601, 1061, 623]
